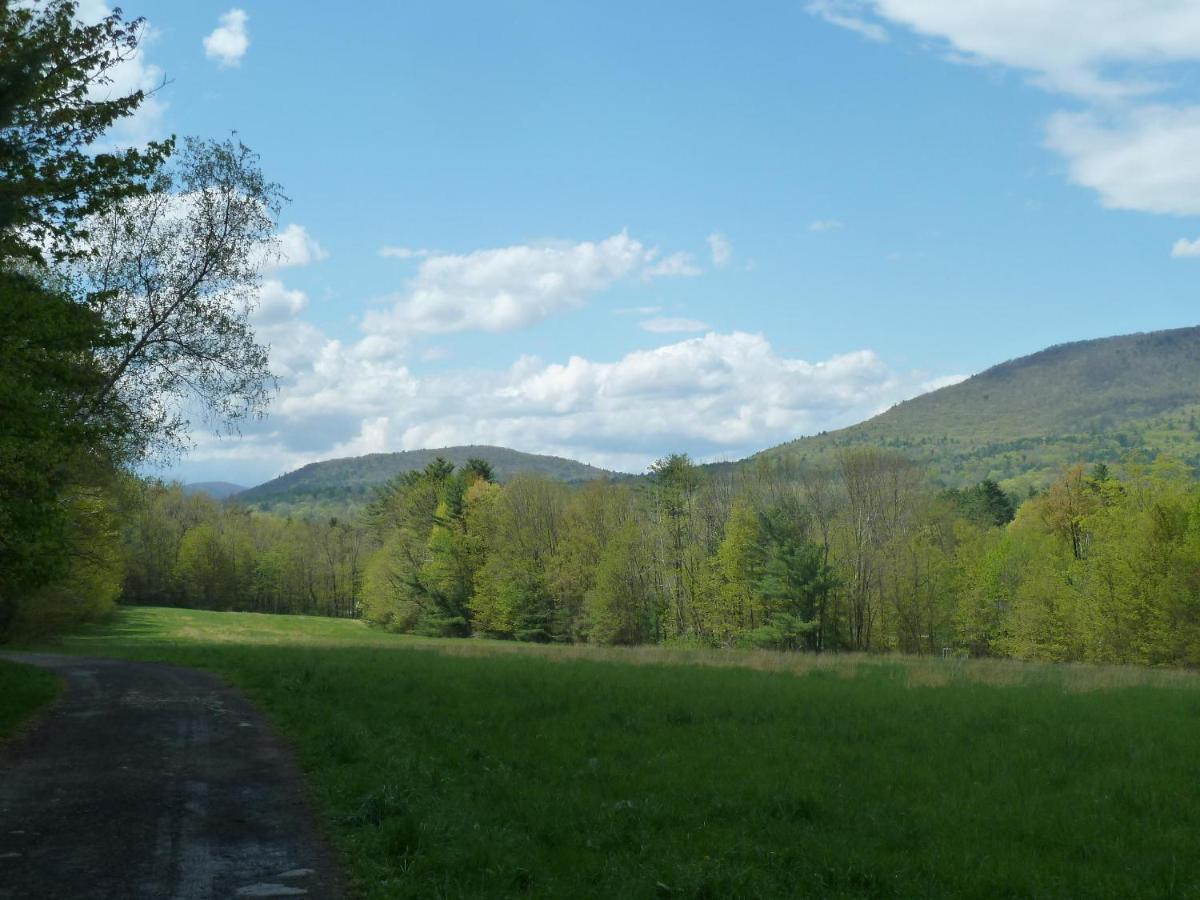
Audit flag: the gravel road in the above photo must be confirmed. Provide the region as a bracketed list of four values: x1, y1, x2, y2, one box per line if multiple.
[0, 653, 346, 899]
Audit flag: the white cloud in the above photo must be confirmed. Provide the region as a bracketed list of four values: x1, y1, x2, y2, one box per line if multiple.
[380, 246, 432, 259]
[271, 224, 328, 269]
[644, 251, 703, 279]
[805, 1, 889, 43]
[180, 315, 963, 481]
[1171, 237, 1200, 258]
[253, 279, 309, 323]
[204, 9, 250, 68]
[808, 219, 844, 232]
[366, 231, 697, 335]
[248, 223, 326, 273]
[807, 1, 1200, 217]
[707, 232, 732, 267]
[639, 317, 710, 333]
[815, 1, 1200, 100]
[1046, 106, 1200, 215]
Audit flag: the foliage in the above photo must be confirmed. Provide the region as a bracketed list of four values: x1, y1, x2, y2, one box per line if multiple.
[119, 479, 363, 618]
[0, 0, 170, 264]
[0, 271, 122, 623]
[942, 478, 1015, 527]
[341, 450, 1200, 668]
[5, 482, 123, 639]
[110, 446, 1200, 671]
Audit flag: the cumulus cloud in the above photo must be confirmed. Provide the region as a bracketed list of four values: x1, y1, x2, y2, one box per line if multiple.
[269, 224, 327, 270]
[366, 232, 697, 335]
[277, 224, 327, 268]
[253, 279, 309, 323]
[808, 219, 843, 232]
[807, 1, 1200, 217]
[182, 309, 964, 481]
[707, 232, 732, 267]
[204, 9, 250, 67]
[1046, 106, 1200, 215]
[639, 317, 710, 334]
[1171, 237, 1200, 258]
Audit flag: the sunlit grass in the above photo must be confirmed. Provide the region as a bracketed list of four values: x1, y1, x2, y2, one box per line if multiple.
[60, 605, 1200, 692]
[28, 606, 1200, 898]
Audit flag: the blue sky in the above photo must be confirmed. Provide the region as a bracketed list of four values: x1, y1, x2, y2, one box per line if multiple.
[100, 1, 1200, 484]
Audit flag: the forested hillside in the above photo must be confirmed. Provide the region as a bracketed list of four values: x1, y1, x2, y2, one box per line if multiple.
[746, 326, 1200, 492]
[236, 445, 618, 516]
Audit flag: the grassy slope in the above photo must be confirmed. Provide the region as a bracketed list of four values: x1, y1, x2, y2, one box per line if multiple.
[30, 606, 1200, 899]
[236, 445, 620, 516]
[748, 326, 1200, 491]
[0, 659, 62, 739]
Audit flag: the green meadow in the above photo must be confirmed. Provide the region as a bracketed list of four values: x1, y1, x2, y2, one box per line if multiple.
[7, 606, 1200, 899]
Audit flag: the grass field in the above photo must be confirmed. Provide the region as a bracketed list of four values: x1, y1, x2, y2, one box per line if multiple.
[21, 606, 1200, 898]
[0, 659, 62, 740]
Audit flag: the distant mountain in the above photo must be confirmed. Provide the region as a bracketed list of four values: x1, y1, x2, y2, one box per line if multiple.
[237, 445, 619, 514]
[182, 481, 247, 500]
[745, 326, 1200, 491]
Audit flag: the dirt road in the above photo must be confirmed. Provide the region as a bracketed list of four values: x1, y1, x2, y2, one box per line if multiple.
[0, 653, 346, 899]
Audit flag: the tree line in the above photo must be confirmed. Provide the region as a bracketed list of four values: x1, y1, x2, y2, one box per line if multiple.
[114, 449, 1200, 667]
[117, 446, 1200, 667]
[356, 450, 987, 652]
[120, 481, 363, 619]
[347, 450, 1197, 665]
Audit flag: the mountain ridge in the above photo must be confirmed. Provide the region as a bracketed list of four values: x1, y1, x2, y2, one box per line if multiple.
[236, 444, 621, 514]
[746, 324, 1200, 490]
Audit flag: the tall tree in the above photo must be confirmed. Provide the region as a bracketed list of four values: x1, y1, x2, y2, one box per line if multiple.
[70, 137, 280, 459]
[649, 453, 703, 637]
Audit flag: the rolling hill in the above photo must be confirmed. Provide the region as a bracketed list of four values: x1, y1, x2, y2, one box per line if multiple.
[181, 482, 247, 500]
[745, 325, 1200, 491]
[236, 445, 619, 514]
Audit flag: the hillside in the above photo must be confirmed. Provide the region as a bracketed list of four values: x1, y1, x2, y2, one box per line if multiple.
[182, 482, 247, 500]
[236, 445, 618, 514]
[749, 325, 1200, 491]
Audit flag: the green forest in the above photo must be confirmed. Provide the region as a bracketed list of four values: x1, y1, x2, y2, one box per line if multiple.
[116, 450, 1200, 667]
